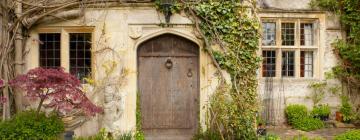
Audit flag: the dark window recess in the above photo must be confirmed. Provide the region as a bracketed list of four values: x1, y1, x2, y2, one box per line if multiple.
[301, 51, 314, 77]
[281, 23, 295, 46]
[262, 50, 276, 77]
[39, 33, 61, 69]
[282, 51, 295, 77]
[69, 33, 92, 81]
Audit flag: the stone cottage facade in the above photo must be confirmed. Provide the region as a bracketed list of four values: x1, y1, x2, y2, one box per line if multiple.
[22, 0, 343, 138]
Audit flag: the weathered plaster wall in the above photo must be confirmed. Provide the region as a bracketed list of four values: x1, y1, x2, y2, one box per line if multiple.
[24, 6, 222, 136]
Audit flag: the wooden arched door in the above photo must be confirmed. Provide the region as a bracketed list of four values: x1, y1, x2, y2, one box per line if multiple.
[138, 34, 199, 140]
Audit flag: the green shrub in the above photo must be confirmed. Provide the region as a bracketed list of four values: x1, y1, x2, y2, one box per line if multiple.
[286, 104, 308, 124]
[311, 104, 331, 119]
[340, 96, 355, 123]
[134, 130, 145, 140]
[258, 134, 281, 140]
[0, 110, 64, 140]
[75, 129, 107, 140]
[292, 117, 324, 131]
[75, 129, 136, 140]
[291, 135, 325, 140]
[117, 133, 132, 140]
[193, 130, 222, 140]
[335, 130, 360, 140]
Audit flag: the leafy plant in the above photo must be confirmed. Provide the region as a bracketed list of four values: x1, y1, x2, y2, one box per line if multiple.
[311, 104, 331, 120]
[309, 0, 339, 12]
[188, 0, 260, 139]
[75, 128, 108, 140]
[0, 110, 64, 139]
[334, 129, 360, 140]
[308, 82, 327, 106]
[310, 0, 360, 124]
[285, 104, 324, 131]
[258, 134, 281, 140]
[285, 104, 308, 124]
[10, 67, 103, 116]
[75, 129, 136, 140]
[135, 92, 145, 140]
[193, 129, 222, 140]
[291, 135, 325, 140]
[118, 133, 133, 140]
[154, 0, 183, 16]
[340, 95, 354, 123]
[292, 117, 324, 131]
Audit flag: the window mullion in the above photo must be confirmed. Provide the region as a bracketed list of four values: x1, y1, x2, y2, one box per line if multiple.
[276, 19, 281, 78]
[295, 49, 301, 78]
[276, 48, 281, 78]
[295, 20, 301, 78]
[61, 29, 70, 72]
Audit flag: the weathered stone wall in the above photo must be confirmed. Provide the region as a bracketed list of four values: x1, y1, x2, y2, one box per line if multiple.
[24, 5, 222, 136]
[259, 0, 312, 10]
[21, 0, 344, 136]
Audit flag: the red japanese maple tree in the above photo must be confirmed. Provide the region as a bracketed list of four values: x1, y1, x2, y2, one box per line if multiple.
[0, 79, 3, 87]
[10, 67, 102, 116]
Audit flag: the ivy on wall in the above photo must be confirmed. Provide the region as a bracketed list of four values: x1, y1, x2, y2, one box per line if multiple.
[310, 0, 360, 88]
[156, 0, 260, 139]
[310, 0, 360, 123]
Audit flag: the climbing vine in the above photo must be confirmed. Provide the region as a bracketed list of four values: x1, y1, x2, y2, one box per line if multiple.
[310, 0, 360, 88]
[310, 0, 360, 121]
[156, 0, 260, 139]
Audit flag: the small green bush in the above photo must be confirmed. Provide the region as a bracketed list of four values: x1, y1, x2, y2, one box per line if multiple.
[291, 135, 325, 140]
[259, 134, 281, 140]
[193, 130, 222, 140]
[0, 110, 64, 140]
[334, 130, 360, 140]
[311, 104, 331, 119]
[292, 117, 324, 131]
[75, 129, 136, 140]
[340, 96, 355, 123]
[286, 104, 308, 124]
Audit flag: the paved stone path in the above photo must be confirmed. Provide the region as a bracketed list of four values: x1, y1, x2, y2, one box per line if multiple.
[267, 127, 357, 140]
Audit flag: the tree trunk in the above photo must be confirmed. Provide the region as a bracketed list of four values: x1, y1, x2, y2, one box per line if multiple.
[36, 98, 45, 114]
[14, 0, 23, 112]
[0, 0, 11, 120]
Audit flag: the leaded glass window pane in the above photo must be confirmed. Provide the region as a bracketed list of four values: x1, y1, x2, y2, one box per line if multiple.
[39, 33, 61, 69]
[262, 22, 276, 46]
[69, 33, 92, 81]
[281, 23, 295, 46]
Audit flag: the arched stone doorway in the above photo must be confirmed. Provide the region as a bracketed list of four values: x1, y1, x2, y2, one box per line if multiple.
[137, 34, 199, 140]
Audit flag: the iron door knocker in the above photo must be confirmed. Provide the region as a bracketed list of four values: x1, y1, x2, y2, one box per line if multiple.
[187, 69, 193, 77]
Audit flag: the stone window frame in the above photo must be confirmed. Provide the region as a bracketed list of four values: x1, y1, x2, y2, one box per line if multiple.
[36, 27, 95, 79]
[259, 12, 325, 79]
